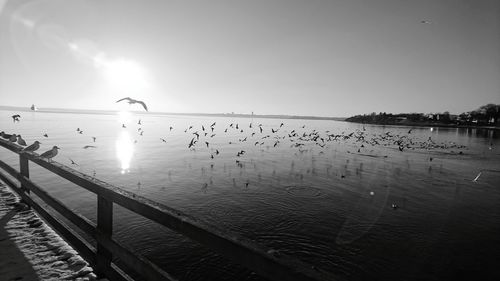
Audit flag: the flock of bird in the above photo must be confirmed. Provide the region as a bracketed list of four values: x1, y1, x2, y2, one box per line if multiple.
[0, 97, 475, 187]
[0, 130, 59, 161]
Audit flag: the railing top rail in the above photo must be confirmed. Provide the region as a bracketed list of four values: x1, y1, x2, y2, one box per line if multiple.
[0, 138, 340, 281]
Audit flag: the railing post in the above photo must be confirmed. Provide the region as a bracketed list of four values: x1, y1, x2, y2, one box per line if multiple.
[19, 154, 30, 194]
[96, 195, 113, 277]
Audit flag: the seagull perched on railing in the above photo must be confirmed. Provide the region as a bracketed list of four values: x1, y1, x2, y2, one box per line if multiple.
[116, 97, 148, 111]
[17, 135, 27, 146]
[0, 131, 12, 139]
[23, 141, 41, 152]
[40, 146, 60, 162]
[9, 134, 17, 142]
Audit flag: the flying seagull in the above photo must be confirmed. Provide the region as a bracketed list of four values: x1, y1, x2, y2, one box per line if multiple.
[12, 114, 21, 122]
[23, 141, 41, 152]
[116, 97, 148, 111]
[40, 146, 60, 162]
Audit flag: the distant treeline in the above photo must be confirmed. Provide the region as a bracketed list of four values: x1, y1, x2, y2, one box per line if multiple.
[346, 103, 500, 127]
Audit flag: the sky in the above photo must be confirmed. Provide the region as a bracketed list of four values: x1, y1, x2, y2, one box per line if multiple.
[0, 0, 499, 117]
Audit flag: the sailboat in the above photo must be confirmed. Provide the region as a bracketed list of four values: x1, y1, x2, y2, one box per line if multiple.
[30, 104, 37, 111]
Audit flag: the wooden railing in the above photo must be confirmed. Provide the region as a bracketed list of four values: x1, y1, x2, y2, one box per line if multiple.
[0, 138, 339, 281]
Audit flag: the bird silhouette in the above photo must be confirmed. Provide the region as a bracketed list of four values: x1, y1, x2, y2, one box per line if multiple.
[116, 97, 148, 111]
[188, 138, 195, 148]
[12, 114, 21, 122]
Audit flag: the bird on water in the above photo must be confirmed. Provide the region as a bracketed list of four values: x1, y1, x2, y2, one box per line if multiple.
[116, 97, 148, 111]
[40, 146, 60, 162]
[23, 141, 41, 152]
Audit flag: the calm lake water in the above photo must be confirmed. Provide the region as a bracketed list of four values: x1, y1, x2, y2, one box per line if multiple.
[1, 109, 499, 281]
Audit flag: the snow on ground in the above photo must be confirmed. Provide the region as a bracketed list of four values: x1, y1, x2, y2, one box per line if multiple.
[0, 182, 98, 281]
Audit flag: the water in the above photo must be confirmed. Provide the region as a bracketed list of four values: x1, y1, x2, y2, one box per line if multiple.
[1, 109, 499, 281]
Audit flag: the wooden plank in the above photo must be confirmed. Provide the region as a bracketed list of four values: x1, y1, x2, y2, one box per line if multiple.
[0, 159, 20, 180]
[0, 171, 96, 266]
[96, 232, 177, 281]
[1, 171, 132, 281]
[96, 196, 113, 277]
[19, 154, 29, 194]
[0, 139, 23, 153]
[0, 159, 97, 238]
[108, 263, 135, 281]
[19, 176, 97, 238]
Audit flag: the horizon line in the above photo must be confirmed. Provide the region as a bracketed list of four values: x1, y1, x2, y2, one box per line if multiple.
[0, 105, 347, 121]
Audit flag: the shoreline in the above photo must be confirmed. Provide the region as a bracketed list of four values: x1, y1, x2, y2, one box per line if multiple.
[345, 120, 500, 130]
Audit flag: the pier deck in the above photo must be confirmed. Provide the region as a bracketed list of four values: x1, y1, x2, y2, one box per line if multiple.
[0, 182, 98, 281]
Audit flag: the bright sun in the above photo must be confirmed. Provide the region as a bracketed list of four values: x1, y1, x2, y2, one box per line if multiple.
[101, 58, 149, 92]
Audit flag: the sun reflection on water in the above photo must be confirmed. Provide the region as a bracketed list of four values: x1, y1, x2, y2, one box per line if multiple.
[116, 131, 134, 173]
[117, 110, 132, 124]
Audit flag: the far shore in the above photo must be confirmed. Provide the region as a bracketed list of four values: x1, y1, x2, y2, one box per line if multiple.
[346, 120, 500, 130]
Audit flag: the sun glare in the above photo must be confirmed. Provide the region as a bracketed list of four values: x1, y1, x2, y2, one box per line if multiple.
[117, 110, 132, 124]
[102, 58, 149, 91]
